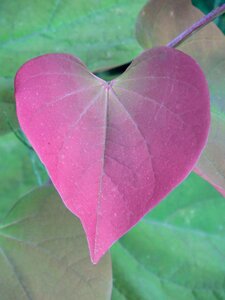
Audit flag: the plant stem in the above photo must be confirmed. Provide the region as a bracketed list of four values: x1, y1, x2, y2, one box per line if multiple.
[167, 3, 225, 48]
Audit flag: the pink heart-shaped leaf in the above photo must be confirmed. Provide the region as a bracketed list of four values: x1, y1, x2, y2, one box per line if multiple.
[15, 47, 210, 263]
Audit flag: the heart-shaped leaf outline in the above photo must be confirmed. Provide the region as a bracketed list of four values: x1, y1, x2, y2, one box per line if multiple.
[15, 47, 210, 263]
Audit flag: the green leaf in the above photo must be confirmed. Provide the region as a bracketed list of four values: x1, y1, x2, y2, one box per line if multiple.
[0, 0, 146, 77]
[0, 133, 48, 219]
[0, 0, 146, 135]
[0, 77, 18, 135]
[192, 0, 214, 14]
[0, 186, 112, 299]
[111, 173, 225, 300]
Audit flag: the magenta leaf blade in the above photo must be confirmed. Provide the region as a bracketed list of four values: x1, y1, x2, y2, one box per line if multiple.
[15, 47, 210, 263]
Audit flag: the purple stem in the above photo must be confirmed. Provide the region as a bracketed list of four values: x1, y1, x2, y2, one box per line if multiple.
[167, 3, 225, 48]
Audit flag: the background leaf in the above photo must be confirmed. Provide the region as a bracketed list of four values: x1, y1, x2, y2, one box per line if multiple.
[0, 132, 47, 220]
[111, 173, 225, 300]
[0, 0, 147, 76]
[135, 0, 225, 196]
[0, 186, 112, 299]
[0, 0, 146, 135]
[0, 78, 18, 135]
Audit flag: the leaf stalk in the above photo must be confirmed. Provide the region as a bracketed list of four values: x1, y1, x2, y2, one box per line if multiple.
[167, 3, 225, 48]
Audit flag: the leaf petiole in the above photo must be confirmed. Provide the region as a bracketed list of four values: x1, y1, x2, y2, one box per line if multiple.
[167, 3, 225, 48]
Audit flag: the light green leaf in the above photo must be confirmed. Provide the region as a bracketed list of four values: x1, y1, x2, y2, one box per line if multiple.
[0, 186, 112, 299]
[0, 0, 146, 76]
[0, 0, 146, 135]
[111, 173, 225, 300]
[0, 133, 48, 219]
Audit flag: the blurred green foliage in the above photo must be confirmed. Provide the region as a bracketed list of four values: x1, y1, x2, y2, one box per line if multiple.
[111, 173, 225, 300]
[0, 0, 225, 299]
